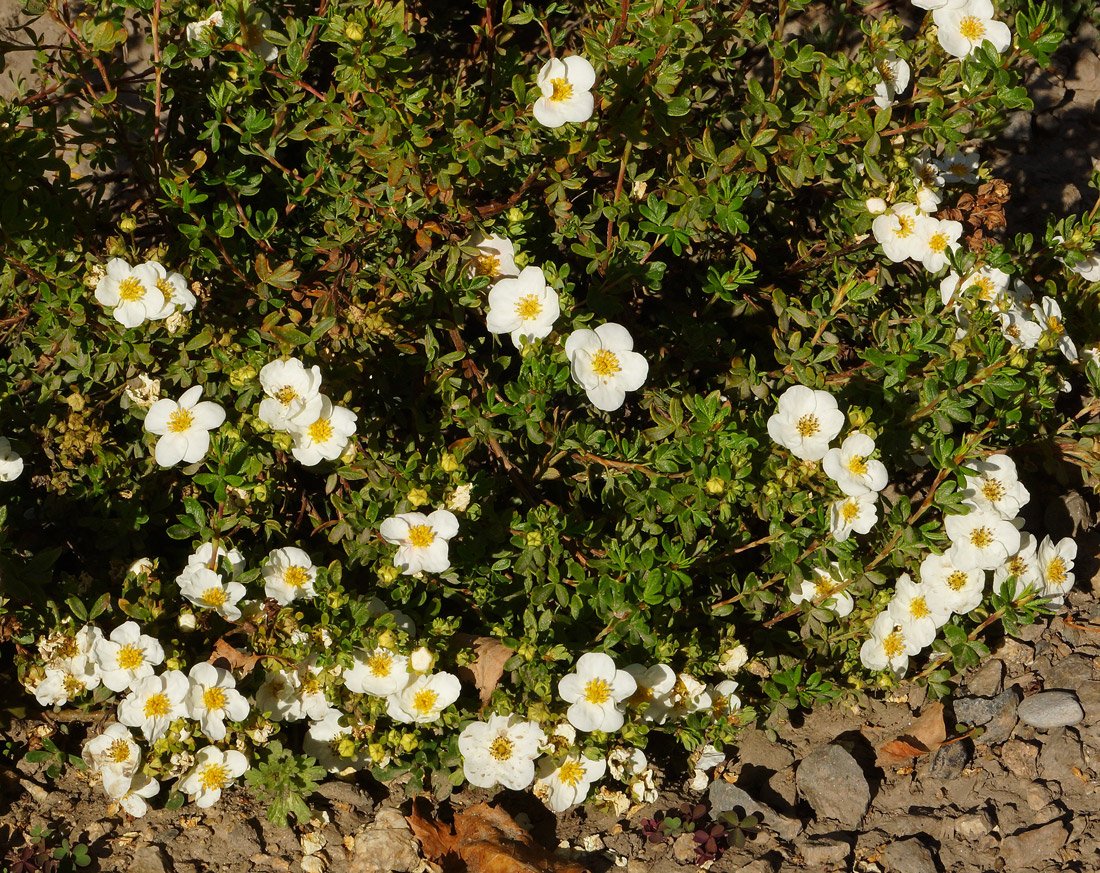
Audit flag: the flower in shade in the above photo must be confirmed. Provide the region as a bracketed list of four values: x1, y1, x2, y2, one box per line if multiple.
[485, 266, 560, 348]
[144, 385, 225, 467]
[385, 671, 462, 724]
[624, 663, 677, 724]
[380, 509, 459, 575]
[117, 670, 189, 743]
[822, 433, 888, 496]
[258, 358, 323, 431]
[935, 150, 980, 184]
[459, 714, 546, 790]
[1032, 297, 1078, 362]
[114, 772, 161, 817]
[860, 611, 911, 675]
[0, 436, 24, 482]
[186, 9, 224, 42]
[829, 492, 879, 542]
[564, 323, 648, 412]
[1037, 535, 1077, 605]
[999, 306, 1042, 350]
[872, 51, 910, 109]
[960, 454, 1029, 520]
[791, 564, 855, 618]
[468, 233, 520, 280]
[188, 541, 246, 576]
[533, 56, 596, 128]
[262, 547, 317, 605]
[940, 266, 1010, 307]
[944, 507, 1021, 571]
[178, 745, 249, 808]
[767, 385, 845, 461]
[185, 663, 249, 742]
[932, 0, 1012, 59]
[140, 260, 196, 317]
[558, 652, 637, 733]
[289, 396, 357, 465]
[992, 532, 1042, 599]
[534, 750, 607, 812]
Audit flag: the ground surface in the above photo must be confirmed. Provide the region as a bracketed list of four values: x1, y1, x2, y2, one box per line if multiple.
[4, 5, 1100, 873]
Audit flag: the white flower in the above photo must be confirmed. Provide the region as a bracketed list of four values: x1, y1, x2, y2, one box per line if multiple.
[822, 433, 888, 496]
[380, 509, 459, 575]
[912, 0, 968, 9]
[304, 707, 368, 774]
[915, 216, 962, 273]
[916, 185, 943, 214]
[533, 56, 596, 128]
[999, 305, 1042, 350]
[933, 0, 1012, 59]
[236, 3, 277, 62]
[941, 266, 1009, 307]
[667, 673, 713, 719]
[385, 672, 462, 724]
[94, 622, 165, 693]
[873, 52, 910, 109]
[486, 266, 560, 348]
[534, 751, 607, 812]
[1061, 250, 1100, 282]
[945, 508, 1021, 571]
[186, 9, 224, 42]
[188, 541, 246, 576]
[920, 552, 986, 615]
[711, 679, 742, 716]
[1032, 297, 1078, 361]
[860, 611, 911, 675]
[143, 385, 226, 467]
[446, 483, 472, 513]
[624, 663, 676, 724]
[607, 747, 647, 783]
[564, 323, 648, 412]
[262, 546, 317, 605]
[992, 532, 1042, 599]
[829, 492, 879, 542]
[887, 573, 951, 649]
[468, 233, 520, 280]
[935, 150, 980, 184]
[459, 714, 545, 790]
[94, 258, 164, 328]
[117, 670, 189, 743]
[960, 454, 1029, 519]
[177, 565, 246, 621]
[186, 663, 249, 741]
[1038, 535, 1077, 605]
[767, 385, 845, 461]
[258, 358, 324, 431]
[115, 772, 161, 817]
[82, 723, 142, 798]
[871, 202, 923, 262]
[791, 564, 855, 618]
[35, 655, 100, 706]
[120, 374, 161, 410]
[410, 647, 435, 674]
[255, 669, 306, 722]
[139, 260, 196, 318]
[289, 396, 357, 466]
[912, 154, 945, 192]
[0, 436, 24, 482]
[558, 652, 636, 733]
[177, 746, 248, 808]
[717, 644, 748, 677]
[342, 647, 410, 697]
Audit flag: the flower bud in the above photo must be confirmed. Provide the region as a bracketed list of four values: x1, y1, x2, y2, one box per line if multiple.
[377, 630, 396, 650]
[399, 733, 418, 752]
[229, 364, 257, 388]
[410, 647, 434, 673]
[525, 530, 543, 547]
[378, 565, 400, 584]
[407, 487, 428, 508]
[864, 197, 887, 215]
[705, 477, 725, 495]
[344, 22, 364, 41]
[440, 453, 459, 472]
[119, 215, 137, 233]
[178, 610, 197, 631]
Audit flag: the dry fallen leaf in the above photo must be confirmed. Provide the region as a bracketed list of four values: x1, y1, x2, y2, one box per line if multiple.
[208, 637, 263, 677]
[454, 634, 514, 706]
[408, 800, 589, 873]
[875, 702, 947, 766]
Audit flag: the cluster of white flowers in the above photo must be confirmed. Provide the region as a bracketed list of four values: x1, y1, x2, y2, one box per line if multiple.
[94, 258, 197, 330]
[0, 436, 23, 482]
[257, 357, 358, 465]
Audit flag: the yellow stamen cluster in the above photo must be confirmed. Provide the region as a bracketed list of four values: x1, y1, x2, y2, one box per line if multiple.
[590, 350, 621, 377]
[407, 525, 435, 548]
[583, 678, 612, 705]
[489, 736, 514, 761]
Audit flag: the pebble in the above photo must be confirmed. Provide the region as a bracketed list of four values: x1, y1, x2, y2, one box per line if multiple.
[1045, 655, 1093, 692]
[708, 781, 801, 840]
[1018, 691, 1084, 729]
[967, 660, 1004, 697]
[131, 846, 171, 873]
[795, 745, 870, 828]
[796, 836, 851, 867]
[882, 837, 937, 873]
[954, 811, 993, 841]
[999, 821, 1069, 869]
[1000, 739, 1039, 778]
[928, 739, 971, 780]
[954, 687, 1021, 745]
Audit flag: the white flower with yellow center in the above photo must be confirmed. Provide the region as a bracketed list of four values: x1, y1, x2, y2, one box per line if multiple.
[380, 509, 459, 575]
[1037, 535, 1076, 605]
[1031, 297, 1078, 362]
[533, 55, 596, 128]
[0, 436, 24, 482]
[186, 9, 224, 42]
[914, 216, 962, 273]
[934, 150, 981, 185]
[117, 670, 189, 743]
[945, 507, 1021, 571]
[767, 385, 845, 462]
[289, 395, 357, 466]
[486, 265, 560, 348]
[932, 0, 1011, 59]
[185, 663, 249, 742]
[822, 433, 888, 496]
[385, 671, 462, 724]
[872, 51, 910, 109]
[94, 258, 164, 328]
[258, 358, 323, 431]
[459, 714, 545, 790]
[920, 552, 986, 615]
[999, 305, 1042, 350]
[35, 655, 100, 706]
[94, 621, 165, 693]
[623, 663, 677, 724]
[558, 652, 637, 733]
[564, 322, 648, 412]
[115, 771, 161, 817]
[342, 647, 410, 697]
[828, 492, 879, 543]
[143, 385, 225, 467]
[533, 750, 607, 812]
[467, 232, 520, 280]
[860, 610, 911, 675]
[992, 532, 1042, 599]
[178, 745, 248, 809]
[82, 722, 142, 798]
[710, 679, 743, 716]
[255, 668, 305, 722]
[887, 573, 950, 649]
[960, 454, 1029, 519]
[139, 260, 196, 319]
[871, 202, 923, 263]
[176, 565, 246, 621]
[262, 546, 317, 606]
[791, 563, 855, 618]
[304, 706, 369, 774]
[911, 154, 945, 194]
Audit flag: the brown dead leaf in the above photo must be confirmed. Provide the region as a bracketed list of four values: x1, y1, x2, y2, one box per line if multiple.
[875, 702, 946, 767]
[409, 800, 588, 873]
[208, 637, 263, 677]
[454, 634, 514, 706]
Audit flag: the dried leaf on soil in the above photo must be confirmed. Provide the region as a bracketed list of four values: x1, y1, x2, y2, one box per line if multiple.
[208, 637, 263, 676]
[875, 702, 947, 766]
[454, 635, 514, 705]
[408, 800, 588, 873]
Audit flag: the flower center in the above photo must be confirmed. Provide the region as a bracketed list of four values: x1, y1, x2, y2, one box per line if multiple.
[974, 276, 995, 300]
[199, 763, 228, 791]
[408, 524, 435, 548]
[877, 60, 895, 85]
[557, 759, 586, 788]
[959, 15, 985, 42]
[846, 454, 868, 476]
[412, 688, 439, 715]
[156, 278, 175, 304]
[950, 161, 969, 176]
[202, 586, 228, 606]
[583, 678, 611, 705]
[917, 164, 938, 187]
[475, 254, 500, 277]
[489, 736, 514, 761]
[796, 414, 820, 439]
[57, 638, 79, 659]
[1007, 556, 1027, 576]
[947, 570, 969, 591]
[909, 596, 931, 620]
[203, 686, 228, 711]
[550, 78, 573, 101]
[117, 644, 144, 671]
[515, 294, 543, 321]
[969, 526, 994, 549]
[1047, 557, 1067, 585]
[895, 215, 914, 237]
[118, 277, 146, 302]
[841, 500, 860, 523]
[1047, 316, 1063, 335]
[981, 479, 1006, 502]
[107, 738, 132, 764]
[168, 408, 195, 433]
[368, 652, 392, 677]
[275, 386, 298, 405]
[143, 692, 171, 719]
[590, 349, 621, 377]
[309, 418, 334, 443]
[63, 674, 85, 696]
[283, 566, 310, 588]
[928, 232, 949, 254]
[814, 576, 839, 597]
[1006, 325, 1021, 340]
[882, 627, 906, 658]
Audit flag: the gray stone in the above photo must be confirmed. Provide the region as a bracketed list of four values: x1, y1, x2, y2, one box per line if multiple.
[1000, 821, 1069, 869]
[1001, 739, 1040, 778]
[1075, 681, 1100, 724]
[968, 659, 1004, 697]
[708, 781, 801, 840]
[1038, 728, 1085, 782]
[349, 819, 422, 873]
[1027, 782, 1054, 811]
[796, 744, 870, 828]
[954, 688, 1021, 745]
[796, 836, 851, 867]
[1046, 655, 1093, 692]
[928, 738, 970, 780]
[1002, 110, 1033, 141]
[1018, 691, 1084, 729]
[131, 846, 172, 873]
[882, 838, 937, 873]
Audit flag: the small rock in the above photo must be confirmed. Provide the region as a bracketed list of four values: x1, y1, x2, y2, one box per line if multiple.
[131, 846, 171, 873]
[954, 811, 993, 841]
[996, 637, 1035, 663]
[1027, 782, 1054, 811]
[955, 688, 1020, 743]
[1046, 655, 1093, 692]
[1075, 681, 1100, 724]
[1018, 691, 1084, 729]
[796, 837, 851, 867]
[882, 837, 937, 873]
[796, 745, 870, 828]
[1002, 110, 1033, 141]
[708, 781, 800, 840]
[349, 821, 421, 873]
[671, 833, 697, 864]
[968, 660, 1004, 697]
[316, 780, 372, 809]
[1000, 821, 1069, 869]
[928, 738, 971, 780]
[1000, 739, 1040, 778]
[1038, 728, 1085, 782]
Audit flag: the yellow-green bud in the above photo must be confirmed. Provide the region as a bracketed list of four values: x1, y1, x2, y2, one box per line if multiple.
[507, 207, 525, 222]
[1037, 332, 1055, 352]
[1009, 351, 1029, 369]
[368, 743, 387, 762]
[252, 482, 269, 502]
[848, 407, 868, 428]
[229, 364, 257, 388]
[378, 564, 400, 584]
[119, 215, 137, 234]
[337, 737, 357, 758]
[407, 487, 428, 508]
[344, 22, 364, 41]
[440, 453, 459, 472]
[705, 477, 725, 495]
[272, 431, 294, 452]
[517, 641, 536, 661]
[526, 530, 543, 548]
[845, 77, 863, 93]
[399, 733, 418, 752]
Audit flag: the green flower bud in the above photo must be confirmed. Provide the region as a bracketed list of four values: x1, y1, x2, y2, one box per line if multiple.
[705, 477, 725, 495]
[345, 22, 364, 41]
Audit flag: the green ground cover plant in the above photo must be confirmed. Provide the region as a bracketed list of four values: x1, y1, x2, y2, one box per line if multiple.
[2, 0, 1099, 825]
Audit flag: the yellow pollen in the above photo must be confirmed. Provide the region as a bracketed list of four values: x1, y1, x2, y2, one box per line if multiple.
[489, 736, 514, 761]
[846, 455, 868, 476]
[107, 738, 132, 764]
[909, 596, 931, 619]
[969, 526, 994, 549]
[412, 688, 439, 714]
[407, 524, 435, 548]
[308, 418, 334, 443]
[882, 628, 905, 658]
[841, 500, 860, 522]
[118, 277, 146, 302]
[274, 385, 298, 405]
[1007, 557, 1027, 576]
[199, 763, 228, 791]
[557, 759, 586, 788]
[63, 675, 85, 696]
[1006, 325, 1021, 339]
[917, 165, 938, 186]
[947, 571, 969, 591]
[475, 253, 500, 276]
[117, 644, 144, 671]
[202, 587, 228, 606]
[928, 232, 949, 254]
[515, 294, 543, 321]
[1047, 317, 1063, 335]
[367, 652, 392, 677]
[981, 479, 1006, 502]
[57, 638, 79, 659]
[143, 692, 170, 719]
[583, 678, 612, 705]
[713, 695, 731, 716]
[167, 408, 194, 433]
[814, 576, 839, 597]
[796, 414, 820, 438]
[156, 278, 175, 304]
[877, 60, 894, 84]
[950, 162, 969, 176]
[590, 349, 621, 377]
[1047, 557, 1067, 586]
[203, 686, 228, 711]
[896, 215, 915, 237]
[283, 566, 310, 588]
[959, 15, 985, 42]
[974, 276, 995, 300]
[550, 77, 573, 101]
